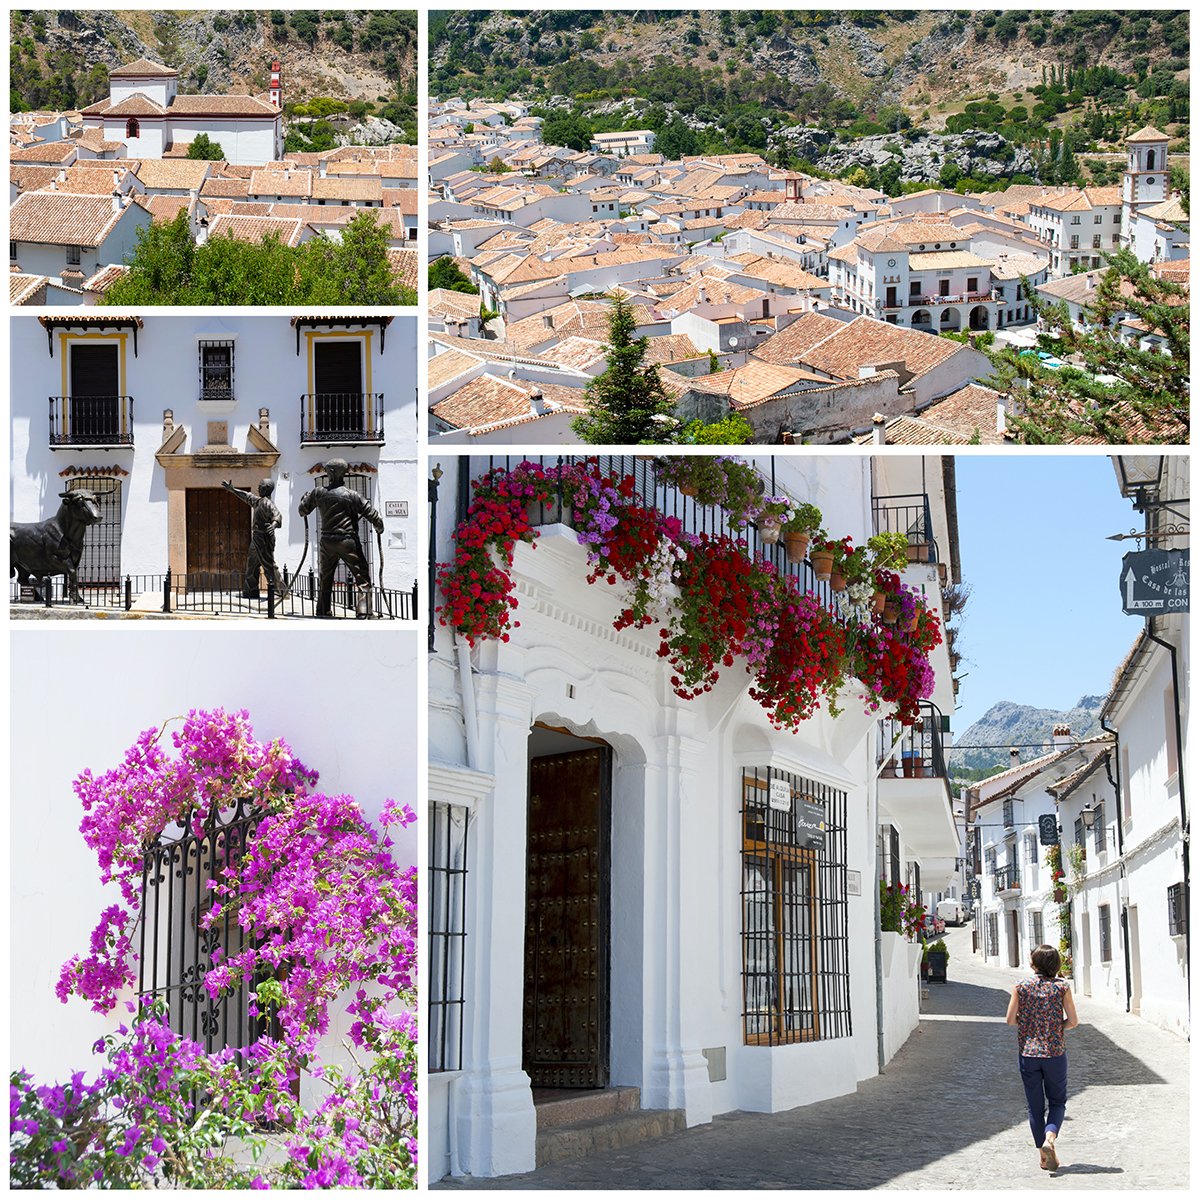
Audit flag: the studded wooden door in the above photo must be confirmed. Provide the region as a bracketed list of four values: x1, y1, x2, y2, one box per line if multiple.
[185, 488, 251, 588]
[523, 746, 611, 1089]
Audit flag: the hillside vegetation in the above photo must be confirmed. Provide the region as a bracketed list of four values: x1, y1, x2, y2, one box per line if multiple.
[432, 10, 1189, 194]
[11, 10, 417, 141]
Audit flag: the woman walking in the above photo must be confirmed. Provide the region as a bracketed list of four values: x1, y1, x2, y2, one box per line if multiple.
[1005, 944, 1079, 1170]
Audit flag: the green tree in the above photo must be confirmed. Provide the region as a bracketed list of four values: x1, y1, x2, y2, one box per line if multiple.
[681, 412, 755, 444]
[187, 132, 225, 160]
[300, 211, 402, 305]
[572, 293, 679, 444]
[428, 256, 478, 294]
[990, 250, 1188, 443]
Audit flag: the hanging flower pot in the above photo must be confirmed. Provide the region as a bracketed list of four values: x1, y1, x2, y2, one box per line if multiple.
[783, 532, 810, 563]
[903, 613, 920, 633]
[810, 549, 834, 581]
[679, 484, 699, 498]
[882, 602, 900, 626]
[756, 520, 782, 544]
[830, 570, 848, 592]
[872, 590, 887, 613]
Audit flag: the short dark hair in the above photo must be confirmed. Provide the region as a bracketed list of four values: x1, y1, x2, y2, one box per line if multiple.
[1031, 944, 1061, 978]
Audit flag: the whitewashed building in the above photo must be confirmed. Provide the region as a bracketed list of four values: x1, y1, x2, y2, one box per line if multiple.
[428, 452, 959, 1179]
[9, 313, 418, 599]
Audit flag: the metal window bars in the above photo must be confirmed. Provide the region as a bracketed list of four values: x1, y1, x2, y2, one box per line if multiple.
[199, 340, 235, 400]
[986, 913, 999, 957]
[459, 455, 844, 620]
[428, 802, 469, 1073]
[1167, 883, 1186, 936]
[67, 476, 122, 585]
[137, 797, 282, 1060]
[1029, 910, 1044, 947]
[740, 766, 850, 1047]
[871, 493, 937, 563]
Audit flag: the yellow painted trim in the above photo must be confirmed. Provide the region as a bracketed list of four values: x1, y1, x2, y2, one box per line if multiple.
[59, 331, 129, 439]
[304, 330, 374, 434]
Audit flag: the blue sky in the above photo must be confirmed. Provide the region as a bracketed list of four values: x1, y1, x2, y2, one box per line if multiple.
[951, 455, 1147, 733]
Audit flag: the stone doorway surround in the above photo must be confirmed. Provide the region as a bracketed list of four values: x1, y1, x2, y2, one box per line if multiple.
[154, 407, 280, 578]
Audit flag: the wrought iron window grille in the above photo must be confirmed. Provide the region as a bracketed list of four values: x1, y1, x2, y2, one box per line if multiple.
[740, 767, 850, 1048]
[1167, 883, 1186, 936]
[199, 340, 235, 401]
[429, 802, 469, 1073]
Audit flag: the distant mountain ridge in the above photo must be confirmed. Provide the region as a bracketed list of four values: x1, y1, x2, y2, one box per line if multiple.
[949, 695, 1107, 776]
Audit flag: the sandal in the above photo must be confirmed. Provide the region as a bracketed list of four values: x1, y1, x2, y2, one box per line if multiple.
[1040, 1141, 1059, 1171]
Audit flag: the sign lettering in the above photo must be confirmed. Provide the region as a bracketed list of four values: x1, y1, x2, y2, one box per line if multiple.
[1121, 548, 1189, 615]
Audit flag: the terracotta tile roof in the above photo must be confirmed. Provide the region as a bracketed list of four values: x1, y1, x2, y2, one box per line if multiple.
[249, 169, 312, 196]
[170, 94, 280, 116]
[852, 413, 979, 445]
[686, 360, 825, 408]
[11, 141, 78, 164]
[1141, 198, 1189, 223]
[387, 248, 418, 293]
[428, 346, 484, 390]
[311, 176, 384, 202]
[10, 274, 48, 305]
[74, 129, 124, 152]
[735, 259, 830, 291]
[1152, 258, 1189, 283]
[907, 381, 1007, 443]
[141, 194, 194, 223]
[989, 254, 1048, 281]
[10, 165, 63, 194]
[856, 229, 908, 254]
[133, 158, 211, 190]
[206, 214, 303, 248]
[503, 299, 621, 350]
[890, 219, 969, 247]
[81, 264, 130, 292]
[1127, 125, 1168, 142]
[429, 288, 483, 321]
[546, 335, 608, 369]
[200, 176, 249, 198]
[801, 316, 970, 382]
[430, 374, 589, 431]
[10, 191, 134, 247]
[111, 58, 177, 77]
[751, 313, 848, 366]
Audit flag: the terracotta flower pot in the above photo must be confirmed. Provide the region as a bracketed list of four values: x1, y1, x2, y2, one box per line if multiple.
[679, 484, 699, 498]
[882, 604, 899, 626]
[906, 542, 932, 563]
[880, 761, 897, 779]
[783, 532, 810, 564]
[810, 550, 834, 581]
[829, 570, 848, 592]
[756, 522, 782, 544]
[529, 498, 572, 526]
[872, 590, 887, 613]
[903, 614, 919, 633]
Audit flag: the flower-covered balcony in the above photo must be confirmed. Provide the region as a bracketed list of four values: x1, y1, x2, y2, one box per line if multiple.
[438, 456, 945, 736]
[877, 701, 959, 866]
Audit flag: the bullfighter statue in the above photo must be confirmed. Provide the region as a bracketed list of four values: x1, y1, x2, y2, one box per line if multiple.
[298, 459, 384, 618]
[221, 478, 284, 599]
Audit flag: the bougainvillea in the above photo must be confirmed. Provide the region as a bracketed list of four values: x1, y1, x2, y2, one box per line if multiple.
[436, 459, 942, 729]
[24, 710, 417, 1189]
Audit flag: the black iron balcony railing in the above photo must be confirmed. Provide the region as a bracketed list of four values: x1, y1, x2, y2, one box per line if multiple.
[300, 393, 385, 444]
[49, 395, 134, 447]
[460, 455, 845, 621]
[879, 701, 948, 780]
[872, 492, 938, 563]
[993, 863, 1020, 892]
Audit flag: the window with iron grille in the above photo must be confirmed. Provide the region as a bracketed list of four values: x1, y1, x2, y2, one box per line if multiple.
[1074, 816, 1085, 852]
[1003, 798, 1014, 828]
[66, 245, 81, 265]
[1029, 910, 1044, 946]
[312, 469, 374, 587]
[984, 846, 996, 874]
[429, 802, 469, 1073]
[199, 340, 235, 401]
[1025, 832, 1038, 865]
[1092, 802, 1106, 855]
[741, 767, 850, 1047]
[1168, 883, 1186, 936]
[986, 912, 999, 957]
[138, 798, 283, 1058]
[67, 476, 122, 585]
[1098, 903, 1112, 963]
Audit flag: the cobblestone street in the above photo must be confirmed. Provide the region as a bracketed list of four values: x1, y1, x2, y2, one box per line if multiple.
[437, 925, 1189, 1189]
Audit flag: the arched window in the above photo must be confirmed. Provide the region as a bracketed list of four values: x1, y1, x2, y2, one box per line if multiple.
[1147, 148, 1156, 171]
[126, 118, 139, 139]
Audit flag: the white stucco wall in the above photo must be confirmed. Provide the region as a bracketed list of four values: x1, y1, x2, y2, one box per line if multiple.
[13, 204, 152, 284]
[10, 628, 419, 1092]
[10, 314, 419, 590]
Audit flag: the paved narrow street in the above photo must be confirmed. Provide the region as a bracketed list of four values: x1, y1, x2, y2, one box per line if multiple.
[438, 925, 1189, 1189]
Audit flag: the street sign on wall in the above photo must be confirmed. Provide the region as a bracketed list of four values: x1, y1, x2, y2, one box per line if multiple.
[1121, 548, 1189, 615]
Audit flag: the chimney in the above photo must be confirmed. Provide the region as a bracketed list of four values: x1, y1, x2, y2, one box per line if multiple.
[258, 408, 270, 437]
[698, 285, 707, 304]
[1052, 725, 1072, 751]
[872, 413, 887, 445]
[112, 190, 121, 212]
[996, 399, 1006, 437]
[1010, 748, 1021, 768]
[542, 313, 554, 329]
[529, 386, 545, 414]
[319, 159, 327, 179]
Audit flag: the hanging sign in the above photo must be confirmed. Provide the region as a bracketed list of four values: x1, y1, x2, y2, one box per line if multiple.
[1039, 814, 1060, 846]
[1120, 548, 1189, 615]
[795, 796, 827, 851]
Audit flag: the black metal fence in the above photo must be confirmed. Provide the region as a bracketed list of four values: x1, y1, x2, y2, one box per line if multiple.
[11, 570, 417, 620]
[871, 493, 938, 562]
[879, 702, 948, 779]
[462, 455, 845, 619]
[300, 393, 385, 444]
[138, 797, 281, 1057]
[429, 801, 469, 1073]
[740, 766, 851, 1047]
[49, 395, 134, 446]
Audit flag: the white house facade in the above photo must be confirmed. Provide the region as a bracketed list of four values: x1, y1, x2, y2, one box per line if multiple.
[428, 452, 960, 1180]
[9, 313, 418, 599]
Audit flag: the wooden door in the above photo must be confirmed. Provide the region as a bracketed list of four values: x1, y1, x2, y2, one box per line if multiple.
[185, 488, 251, 587]
[70, 343, 119, 441]
[523, 746, 611, 1088]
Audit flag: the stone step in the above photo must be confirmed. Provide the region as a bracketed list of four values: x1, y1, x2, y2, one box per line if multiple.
[533, 1085, 640, 1129]
[535, 1099, 686, 1168]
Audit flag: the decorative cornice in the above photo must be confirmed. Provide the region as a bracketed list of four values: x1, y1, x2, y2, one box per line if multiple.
[58, 464, 129, 478]
[307, 461, 377, 474]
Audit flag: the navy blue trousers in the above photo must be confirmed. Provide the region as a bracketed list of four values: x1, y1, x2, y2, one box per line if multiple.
[1019, 1053, 1067, 1147]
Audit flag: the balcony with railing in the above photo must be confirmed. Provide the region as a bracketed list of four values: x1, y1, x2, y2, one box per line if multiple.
[877, 701, 958, 864]
[907, 289, 999, 307]
[49, 395, 134, 448]
[300, 392, 385, 445]
[993, 863, 1020, 893]
[871, 493, 939, 564]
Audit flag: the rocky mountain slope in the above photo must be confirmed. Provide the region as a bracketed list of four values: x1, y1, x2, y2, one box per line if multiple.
[10, 10, 416, 113]
[948, 696, 1107, 778]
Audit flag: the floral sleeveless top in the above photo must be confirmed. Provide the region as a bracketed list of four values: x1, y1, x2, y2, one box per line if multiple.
[1016, 976, 1070, 1057]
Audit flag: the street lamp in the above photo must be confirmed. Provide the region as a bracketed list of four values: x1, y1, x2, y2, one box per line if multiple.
[1112, 455, 1163, 507]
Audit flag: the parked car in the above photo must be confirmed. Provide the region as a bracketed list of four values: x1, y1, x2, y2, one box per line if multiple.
[923, 913, 946, 937]
[937, 898, 965, 926]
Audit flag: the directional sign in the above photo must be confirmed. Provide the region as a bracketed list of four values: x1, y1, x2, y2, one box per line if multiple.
[1039, 814, 1060, 846]
[1121, 548, 1189, 615]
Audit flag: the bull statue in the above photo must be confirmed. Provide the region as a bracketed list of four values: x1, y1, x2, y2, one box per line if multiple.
[11, 489, 103, 605]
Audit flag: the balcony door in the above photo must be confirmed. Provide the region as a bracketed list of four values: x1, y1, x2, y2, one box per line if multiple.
[70, 343, 119, 442]
[314, 342, 363, 437]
